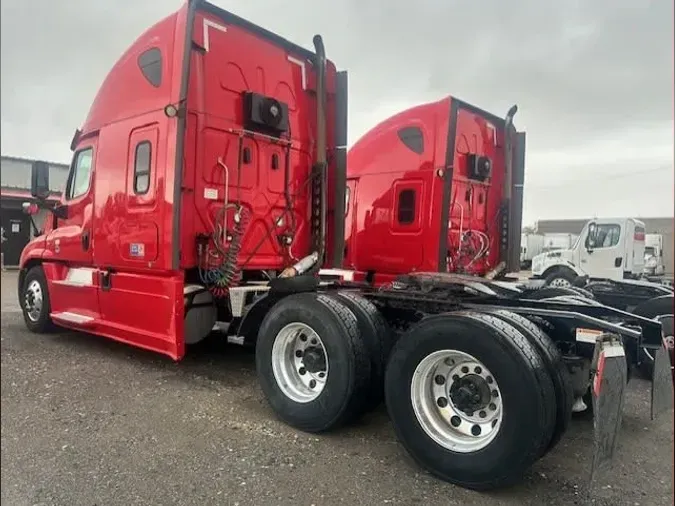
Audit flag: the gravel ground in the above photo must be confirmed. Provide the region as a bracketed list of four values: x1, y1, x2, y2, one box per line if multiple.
[1, 270, 673, 506]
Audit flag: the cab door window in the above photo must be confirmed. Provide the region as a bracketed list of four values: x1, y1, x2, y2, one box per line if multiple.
[587, 224, 621, 249]
[66, 148, 94, 200]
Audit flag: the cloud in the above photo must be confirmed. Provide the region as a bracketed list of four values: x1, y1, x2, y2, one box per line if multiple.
[1, 0, 673, 222]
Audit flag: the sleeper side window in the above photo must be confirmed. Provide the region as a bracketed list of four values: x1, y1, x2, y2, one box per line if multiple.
[397, 189, 416, 225]
[133, 141, 152, 194]
[66, 148, 94, 200]
[138, 47, 162, 88]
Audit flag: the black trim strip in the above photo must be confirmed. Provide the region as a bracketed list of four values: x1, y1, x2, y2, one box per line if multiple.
[171, 0, 199, 270]
[200, 1, 318, 61]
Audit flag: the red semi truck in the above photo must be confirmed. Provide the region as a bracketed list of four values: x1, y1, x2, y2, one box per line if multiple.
[18, 0, 673, 491]
[342, 103, 674, 377]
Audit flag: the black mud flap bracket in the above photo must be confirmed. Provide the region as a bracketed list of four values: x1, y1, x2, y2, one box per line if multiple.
[650, 344, 674, 420]
[589, 334, 627, 484]
[589, 335, 674, 485]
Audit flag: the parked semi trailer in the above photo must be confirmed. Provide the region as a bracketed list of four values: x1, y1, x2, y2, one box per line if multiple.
[17, 0, 673, 492]
[520, 232, 545, 269]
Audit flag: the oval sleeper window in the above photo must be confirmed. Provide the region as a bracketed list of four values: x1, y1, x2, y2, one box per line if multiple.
[397, 126, 424, 155]
[138, 47, 162, 88]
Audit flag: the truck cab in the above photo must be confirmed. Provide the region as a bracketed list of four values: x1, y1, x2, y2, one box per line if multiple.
[531, 217, 646, 286]
[343, 98, 525, 283]
[18, 0, 346, 360]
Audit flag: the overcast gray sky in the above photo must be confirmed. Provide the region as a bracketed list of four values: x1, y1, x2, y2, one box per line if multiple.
[1, 0, 673, 225]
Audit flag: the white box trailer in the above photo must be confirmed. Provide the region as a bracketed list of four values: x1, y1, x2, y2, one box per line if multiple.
[542, 233, 578, 252]
[520, 233, 545, 268]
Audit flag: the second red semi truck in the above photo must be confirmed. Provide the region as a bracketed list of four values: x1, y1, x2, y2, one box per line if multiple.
[17, 0, 673, 491]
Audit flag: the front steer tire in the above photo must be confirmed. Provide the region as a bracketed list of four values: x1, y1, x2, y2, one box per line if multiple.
[384, 311, 554, 490]
[20, 265, 55, 333]
[255, 292, 371, 433]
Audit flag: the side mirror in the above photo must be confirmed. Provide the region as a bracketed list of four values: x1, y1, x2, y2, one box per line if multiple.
[586, 222, 597, 250]
[22, 202, 39, 216]
[31, 160, 50, 200]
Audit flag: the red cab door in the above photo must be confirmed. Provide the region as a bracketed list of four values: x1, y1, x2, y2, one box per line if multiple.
[43, 140, 100, 323]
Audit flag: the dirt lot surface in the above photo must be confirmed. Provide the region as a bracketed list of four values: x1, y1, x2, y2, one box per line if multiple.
[1, 270, 673, 506]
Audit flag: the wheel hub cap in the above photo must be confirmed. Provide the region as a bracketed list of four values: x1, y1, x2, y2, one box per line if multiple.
[302, 346, 326, 373]
[24, 280, 43, 323]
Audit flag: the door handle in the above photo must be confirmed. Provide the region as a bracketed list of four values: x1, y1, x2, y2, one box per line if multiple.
[81, 230, 90, 251]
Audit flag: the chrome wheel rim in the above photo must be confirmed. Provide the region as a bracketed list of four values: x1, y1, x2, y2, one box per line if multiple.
[642, 314, 674, 370]
[549, 277, 572, 288]
[411, 350, 503, 453]
[271, 322, 328, 403]
[24, 280, 43, 323]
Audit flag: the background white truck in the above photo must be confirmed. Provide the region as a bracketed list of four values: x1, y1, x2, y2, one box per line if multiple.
[644, 233, 666, 276]
[531, 217, 646, 286]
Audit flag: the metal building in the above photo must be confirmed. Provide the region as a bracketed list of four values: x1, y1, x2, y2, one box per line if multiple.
[1, 155, 69, 267]
[534, 217, 674, 276]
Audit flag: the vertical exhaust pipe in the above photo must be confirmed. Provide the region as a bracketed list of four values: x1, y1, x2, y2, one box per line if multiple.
[312, 35, 328, 263]
[500, 104, 522, 275]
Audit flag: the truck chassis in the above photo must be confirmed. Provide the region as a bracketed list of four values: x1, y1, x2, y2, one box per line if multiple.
[19, 262, 674, 490]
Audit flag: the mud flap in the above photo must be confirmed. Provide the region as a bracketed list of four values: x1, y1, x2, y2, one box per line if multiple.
[590, 337, 627, 483]
[650, 345, 674, 421]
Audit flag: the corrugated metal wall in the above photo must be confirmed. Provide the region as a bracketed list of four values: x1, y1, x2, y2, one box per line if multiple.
[1, 156, 69, 192]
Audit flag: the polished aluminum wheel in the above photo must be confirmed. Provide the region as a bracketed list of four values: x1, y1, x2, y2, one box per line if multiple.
[24, 279, 43, 323]
[271, 322, 329, 403]
[549, 277, 572, 288]
[411, 350, 503, 453]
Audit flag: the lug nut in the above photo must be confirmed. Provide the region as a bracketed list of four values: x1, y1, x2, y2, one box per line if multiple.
[309, 379, 316, 388]
[450, 416, 461, 427]
[489, 403, 497, 411]
[479, 411, 487, 418]
[492, 390, 499, 398]
[471, 425, 482, 436]
[434, 375, 446, 385]
[295, 350, 303, 358]
[311, 338, 318, 345]
[299, 367, 306, 375]
[486, 376, 493, 384]
[300, 334, 307, 342]
[452, 374, 460, 382]
[461, 366, 469, 374]
[474, 366, 482, 374]
[437, 397, 448, 408]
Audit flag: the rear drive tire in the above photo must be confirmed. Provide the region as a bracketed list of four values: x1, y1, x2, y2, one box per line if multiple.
[488, 310, 573, 456]
[255, 292, 371, 433]
[632, 295, 674, 378]
[331, 291, 393, 410]
[21, 265, 55, 333]
[384, 311, 553, 490]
